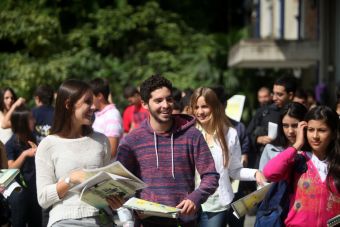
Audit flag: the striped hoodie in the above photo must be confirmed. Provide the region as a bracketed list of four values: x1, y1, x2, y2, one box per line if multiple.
[117, 114, 219, 212]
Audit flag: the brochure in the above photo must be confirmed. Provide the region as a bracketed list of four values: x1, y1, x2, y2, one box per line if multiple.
[268, 122, 278, 140]
[123, 197, 181, 219]
[70, 161, 146, 209]
[231, 183, 272, 219]
[0, 169, 19, 188]
[225, 95, 246, 122]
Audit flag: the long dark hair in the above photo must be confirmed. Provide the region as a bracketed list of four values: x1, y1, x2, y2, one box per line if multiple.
[305, 106, 340, 192]
[273, 102, 308, 148]
[0, 87, 17, 113]
[50, 79, 93, 136]
[11, 105, 35, 144]
[190, 87, 232, 167]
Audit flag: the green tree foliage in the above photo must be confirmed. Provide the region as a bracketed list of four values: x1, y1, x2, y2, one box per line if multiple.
[0, 0, 248, 109]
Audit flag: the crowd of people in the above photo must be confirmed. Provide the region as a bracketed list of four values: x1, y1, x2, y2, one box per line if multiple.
[0, 74, 339, 227]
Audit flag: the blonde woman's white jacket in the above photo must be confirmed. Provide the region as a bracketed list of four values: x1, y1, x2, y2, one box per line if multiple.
[196, 125, 257, 212]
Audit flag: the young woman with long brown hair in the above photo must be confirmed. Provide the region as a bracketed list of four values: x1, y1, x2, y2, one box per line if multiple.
[190, 87, 265, 227]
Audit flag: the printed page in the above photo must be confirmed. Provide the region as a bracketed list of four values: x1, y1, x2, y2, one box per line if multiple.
[123, 197, 180, 219]
[83, 161, 144, 185]
[225, 95, 246, 122]
[231, 183, 272, 218]
[0, 169, 19, 187]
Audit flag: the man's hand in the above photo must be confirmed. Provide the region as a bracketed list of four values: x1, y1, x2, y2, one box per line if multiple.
[257, 136, 272, 145]
[106, 195, 124, 210]
[241, 154, 248, 167]
[176, 199, 197, 216]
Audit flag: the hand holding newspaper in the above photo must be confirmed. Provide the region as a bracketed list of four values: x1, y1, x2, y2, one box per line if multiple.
[231, 183, 272, 219]
[70, 161, 146, 209]
[123, 197, 181, 219]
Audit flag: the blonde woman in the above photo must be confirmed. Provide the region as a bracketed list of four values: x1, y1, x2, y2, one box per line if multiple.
[190, 87, 266, 227]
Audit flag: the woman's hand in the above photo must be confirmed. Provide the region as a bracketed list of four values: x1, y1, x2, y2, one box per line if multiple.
[13, 97, 25, 108]
[69, 169, 87, 185]
[24, 140, 38, 157]
[255, 170, 267, 186]
[292, 121, 307, 151]
[24, 147, 37, 157]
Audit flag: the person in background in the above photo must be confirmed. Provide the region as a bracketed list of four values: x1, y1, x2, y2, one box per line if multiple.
[5, 105, 42, 227]
[32, 85, 55, 144]
[0, 88, 25, 144]
[116, 75, 219, 227]
[122, 85, 148, 133]
[306, 89, 318, 110]
[32, 85, 55, 227]
[35, 80, 115, 227]
[264, 105, 340, 226]
[336, 90, 340, 116]
[259, 102, 308, 171]
[293, 88, 308, 109]
[257, 86, 272, 107]
[190, 87, 266, 227]
[247, 75, 297, 168]
[90, 78, 123, 158]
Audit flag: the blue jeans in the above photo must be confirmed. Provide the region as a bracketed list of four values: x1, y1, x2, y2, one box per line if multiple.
[199, 210, 228, 227]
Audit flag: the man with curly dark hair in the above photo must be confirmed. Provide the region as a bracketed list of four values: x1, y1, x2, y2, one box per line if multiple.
[117, 74, 219, 227]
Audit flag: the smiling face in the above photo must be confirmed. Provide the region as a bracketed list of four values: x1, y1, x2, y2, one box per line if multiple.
[282, 115, 299, 145]
[71, 90, 95, 128]
[193, 96, 212, 127]
[272, 85, 292, 108]
[143, 87, 174, 129]
[307, 119, 333, 157]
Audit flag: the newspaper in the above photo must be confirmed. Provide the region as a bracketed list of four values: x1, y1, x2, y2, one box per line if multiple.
[70, 161, 146, 209]
[231, 183, 272, 219]
[0, 169, 19, 188]
[123, 197, 181, 219]
[225, 95, 246, 122]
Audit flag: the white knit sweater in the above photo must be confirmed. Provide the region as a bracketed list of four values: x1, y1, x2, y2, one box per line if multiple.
[35, 132, 111, 227]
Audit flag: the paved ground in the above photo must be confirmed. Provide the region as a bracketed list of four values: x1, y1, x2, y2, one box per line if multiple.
[115, 214, 257, 227]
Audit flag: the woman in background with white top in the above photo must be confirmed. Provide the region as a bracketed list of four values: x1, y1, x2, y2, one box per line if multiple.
[0, 87, 25, 144]
[35, 79, 121, 227]
[190, 87, 266, 227]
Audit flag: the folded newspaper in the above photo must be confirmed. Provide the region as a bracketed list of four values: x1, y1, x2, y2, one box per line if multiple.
[231, 183, 272, 219]
[0, 169, 19, 188]
[123, 197, 181, 219]
[70, 161, 146, 209]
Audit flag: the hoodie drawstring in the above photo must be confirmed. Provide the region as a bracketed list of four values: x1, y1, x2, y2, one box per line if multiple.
[171, 133, 174, 179]
[154, 132, 159, 168]
[153, 132, 175, 179]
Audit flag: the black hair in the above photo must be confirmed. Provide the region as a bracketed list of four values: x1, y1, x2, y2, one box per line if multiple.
[272, 102, 308, 147]
[123, 85, 139, 99]
[11, 105, 35, 144]
[34, 85, 54, 106]
[274, 75, 297, 94]
[140, 75, 173, 103]
[89, 78, 110, 102]
[294, 88, 308, 100]
[305, 106, 340, 192]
